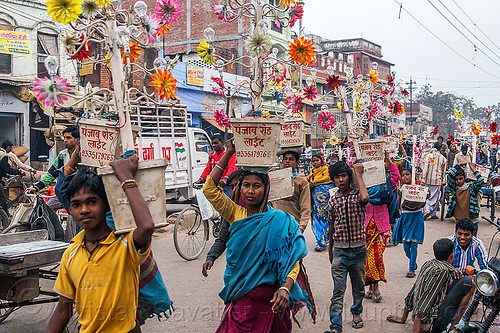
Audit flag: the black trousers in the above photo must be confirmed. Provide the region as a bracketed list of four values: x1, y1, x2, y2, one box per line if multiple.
[0, 181, 7, 213]
[431, 276, 473, 333]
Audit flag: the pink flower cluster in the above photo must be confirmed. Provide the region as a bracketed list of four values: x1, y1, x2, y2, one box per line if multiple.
[286, 94, 302, 113]
[214, 108, 231, 128]
[318, 111, 336, 131]
[154, 0, 182, 24]
[213, 3, 236, 21]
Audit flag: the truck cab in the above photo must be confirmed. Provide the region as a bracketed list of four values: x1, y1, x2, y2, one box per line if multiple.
[131, 104, 211, 201]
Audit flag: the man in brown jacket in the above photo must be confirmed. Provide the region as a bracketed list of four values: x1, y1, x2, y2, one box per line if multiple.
[422, 142, 448, 220]
[273, 151, 311, 232]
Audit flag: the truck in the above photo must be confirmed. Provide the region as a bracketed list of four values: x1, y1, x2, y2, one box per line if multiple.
[130, 104, 211, 201]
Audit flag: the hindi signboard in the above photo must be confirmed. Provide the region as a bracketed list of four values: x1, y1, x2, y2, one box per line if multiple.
[357, 139, 385, 161]
[401, 185, 428, 203]
[80, 57, 94, 76]
[187, 66, 204, 86]
[280, 118, 305, 148]
[383, 135, 399, 155]
[79, 118, 119, 167]
[231, 117, 280, 167]
[361, 160, 386, 188]
[0, 30, 30, 56]
[268, 167, 294, 201]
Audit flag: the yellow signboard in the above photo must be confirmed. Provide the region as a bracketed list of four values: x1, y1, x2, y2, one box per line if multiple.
[80, 58, 94, 76]
[0, 30, 30, 56]
[187, 66, 204, 86]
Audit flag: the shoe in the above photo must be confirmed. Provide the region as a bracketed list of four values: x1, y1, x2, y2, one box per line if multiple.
[314, 246, 326, 252]
[423, 212, 431, 220]
[406, 271, 416, 278]
[430, 216, 438, 220]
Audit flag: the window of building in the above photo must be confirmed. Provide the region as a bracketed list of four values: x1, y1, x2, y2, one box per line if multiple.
[37, 32, 58, 78]
[0, 53, 11, 74]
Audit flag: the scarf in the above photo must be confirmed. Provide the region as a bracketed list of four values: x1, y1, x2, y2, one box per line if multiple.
[307, 164, 331, 185]
[219, 208, 311, 311]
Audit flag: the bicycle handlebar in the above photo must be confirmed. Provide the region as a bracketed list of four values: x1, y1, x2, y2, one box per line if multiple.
[481, 216, 500, 231]
[24, 192, 56, 199]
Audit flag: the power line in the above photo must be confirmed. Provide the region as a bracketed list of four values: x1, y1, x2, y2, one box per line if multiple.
[398, 76, 500, 83]
[435, 0, 500, 62]
[426, 0, 500, 68]
[451, 0, 500, 53]
[393, 0, 500, 80]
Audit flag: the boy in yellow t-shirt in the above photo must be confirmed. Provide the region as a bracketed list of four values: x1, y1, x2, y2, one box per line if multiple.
[46, 157, 154, 333]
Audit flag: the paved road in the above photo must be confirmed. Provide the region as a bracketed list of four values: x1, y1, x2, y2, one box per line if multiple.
[2, 206, 500, 332]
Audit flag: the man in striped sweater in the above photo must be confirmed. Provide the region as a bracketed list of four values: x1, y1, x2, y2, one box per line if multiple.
[421, 142, 447, 220]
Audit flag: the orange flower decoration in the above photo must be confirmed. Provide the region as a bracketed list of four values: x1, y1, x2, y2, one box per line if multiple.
[288, 37, 315, 66]
[472, 124, 482, 136]
[121, 41, 142, 64]
[149, 68, 178, 100]
[279, 0, 295, 9]
[156, 23, 170, 36]
[368, 69, 379, 85]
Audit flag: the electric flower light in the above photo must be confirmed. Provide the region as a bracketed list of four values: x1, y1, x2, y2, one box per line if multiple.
[326, 75, 342, 91]
[213, 3, 236, 21]
[286, 94, 302, 113]
[143, 14, 160, 44]
[318, 111, 336, 131]
[472, 124, 482, 136]
[197, 40, 213, 64]
[245, 29, 272, 57]
[46, 0, 82, 24]
[401, 89, 409, 96]
[303, 85, 317, 101]
[154, 0, 182, 25]
[81, 0, 101, 19]
[392, 101, 405, 115]
[430, 125, 439, 136]
[279, 0, 295, 9]
[368, 69, 378, 85]
[289, 5, 303, 28]
[386, 73, 394, 86]
[288, 37, 315, 66]
[95, 0, 110, 8]
[121, 41, 142, 64]
[454, 109, 463, 119]
[148, 68, 178, 101]
[491, 134, 500, 145]
[156, 24, 170, 36]
[270, 63, 286, 84]
[34, 76, 71, 107]
[490, 122, 498, 133]
[262, 110, 270, 118]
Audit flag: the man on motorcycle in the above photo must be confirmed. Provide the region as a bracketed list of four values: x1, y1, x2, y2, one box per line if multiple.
[429, 218, 487, 332]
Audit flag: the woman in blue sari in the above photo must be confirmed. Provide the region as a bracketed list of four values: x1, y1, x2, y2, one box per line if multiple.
[203, 140, 309, 333]
[307, 154, 334, 251]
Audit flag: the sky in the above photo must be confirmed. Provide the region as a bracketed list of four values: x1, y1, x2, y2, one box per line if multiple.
[299, 0, 500, 108]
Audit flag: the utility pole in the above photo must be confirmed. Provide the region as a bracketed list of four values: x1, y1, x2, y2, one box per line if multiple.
[406, 78, 417, 132]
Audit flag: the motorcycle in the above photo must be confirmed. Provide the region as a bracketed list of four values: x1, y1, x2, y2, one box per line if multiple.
[451, 216, 500, 333]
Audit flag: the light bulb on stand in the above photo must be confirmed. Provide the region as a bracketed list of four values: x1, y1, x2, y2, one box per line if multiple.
[216, 99, 226, 109]
[357, 74, 364, 82]
[153, 57, 167, 70]
[257, 19, 270, 34]
[133, 1, 148, 17]
[271, 47, 279, 58]
[345, 66, 353, 77]
[284, 86, 293, 97]
[321, 105, 328, 112]
[371, 61, 379, 70]
[128, 25, 140, 37]
[306, 76, 314, 86]
[204, 27, 215, 43]
[44, 56, 58, 78]
[326, 66, 334, 76]
[310, 68, 317, 77]
[114, 26, 130, 47]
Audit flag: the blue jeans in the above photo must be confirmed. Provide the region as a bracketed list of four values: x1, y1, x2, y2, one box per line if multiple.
[329, 246, 367, 332]
[403, 241, 418, 272]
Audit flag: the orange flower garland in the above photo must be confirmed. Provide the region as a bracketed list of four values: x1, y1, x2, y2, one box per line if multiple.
[121, 41, 142, 64]
[288, 37, 315, 66]
[149, 68, 178, 100]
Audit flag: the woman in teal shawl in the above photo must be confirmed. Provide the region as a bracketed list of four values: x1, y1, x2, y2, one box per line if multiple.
[203, 140, 310, 332]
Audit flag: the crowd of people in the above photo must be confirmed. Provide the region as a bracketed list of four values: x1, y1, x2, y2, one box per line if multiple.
[0, 129, 495, 333]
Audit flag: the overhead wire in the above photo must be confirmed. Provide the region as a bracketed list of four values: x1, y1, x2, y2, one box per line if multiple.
[435, 0, 500, 62]
[426, 0, 500, 68]
[393, 0, 500, 80]
[450, 0, 500, 53]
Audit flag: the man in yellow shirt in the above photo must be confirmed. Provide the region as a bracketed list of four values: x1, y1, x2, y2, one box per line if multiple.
[46, 157, 154, 333]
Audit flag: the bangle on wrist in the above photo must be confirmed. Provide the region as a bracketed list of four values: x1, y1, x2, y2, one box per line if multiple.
[278, 286, 290, 295]
[121, 179, 138, 191]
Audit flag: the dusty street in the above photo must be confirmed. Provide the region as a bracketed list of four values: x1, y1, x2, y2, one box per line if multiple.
[2, 207, 500, 333]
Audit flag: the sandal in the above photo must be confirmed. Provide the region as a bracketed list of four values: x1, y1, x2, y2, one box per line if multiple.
[372, 292, 382, 303]
[406, 271, 416, 278]
[364, 290, 373, 299]
[352, 317, 364, 329]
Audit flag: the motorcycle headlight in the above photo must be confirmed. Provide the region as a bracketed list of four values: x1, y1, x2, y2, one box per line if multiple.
[476, 269, 499, 297]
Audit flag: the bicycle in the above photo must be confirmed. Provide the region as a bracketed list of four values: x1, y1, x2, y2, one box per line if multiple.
[1, 172, 36, 229]
[173, 183, 221, 261]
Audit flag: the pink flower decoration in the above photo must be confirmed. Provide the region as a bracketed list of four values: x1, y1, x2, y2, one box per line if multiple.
[270, 63, 286, 83]
[289, 5, 303, 28]
[154, 0, 182, 24]
[214, 108, 231, 128]
[212, 3, 236, 21]
[286, 94, 302, 113]
[211, 76, 224, 88]
[303, 85, 317, 101]
[318, 111, 336, 131]
[144, 14, 160, 44]
[33, 76, 71, 107]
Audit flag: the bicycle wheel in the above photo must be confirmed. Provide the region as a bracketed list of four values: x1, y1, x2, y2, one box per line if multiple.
[212, 217, 221, 238]
[173, 206, 208, 261]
